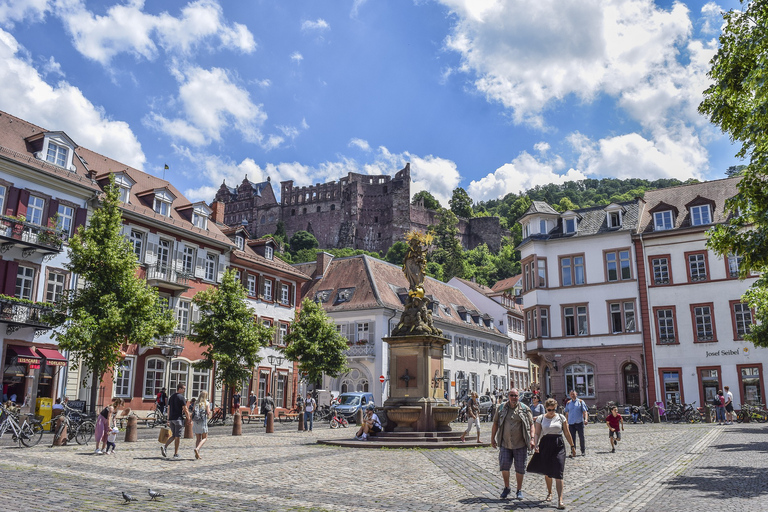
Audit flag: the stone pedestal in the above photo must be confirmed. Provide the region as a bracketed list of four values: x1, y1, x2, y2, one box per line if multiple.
[232, 411, 242, 435]
[383, 335, 450, 432]
[266, 411, 275, 433]
[124, 415, 138, 442]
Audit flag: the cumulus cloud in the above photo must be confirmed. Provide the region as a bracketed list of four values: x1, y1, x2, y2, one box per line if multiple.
[0, 0, 49, 28]
[700, 2, 724, 35]
[467, 151, 583, 202]
[349, 138, 371, 152]
[145, 65, 269, 147]
[0, 28, 145, 168]
[54, 0, 255, 66]
[351, 0, 369, 18]
[290, 51, 303, 63]
[301, 19, 330, 32]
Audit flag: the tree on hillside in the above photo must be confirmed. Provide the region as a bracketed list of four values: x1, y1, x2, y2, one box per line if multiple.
[190, 269, 274, 418]
[412, 190, 441, 210]
[699, 0, 768, 347]
[50, 177, 175, 414]
[289, 230, 319, 254]
[429, 208, 466, 282]
[282, 298, 349, 385]
[274, 220, 287, 244]
[449, 187, 473, 218]
[384, 241, 408, 265]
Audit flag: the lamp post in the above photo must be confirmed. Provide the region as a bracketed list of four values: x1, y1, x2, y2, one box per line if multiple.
[161, 342, 184, 396]
[266, 354, 283, 434]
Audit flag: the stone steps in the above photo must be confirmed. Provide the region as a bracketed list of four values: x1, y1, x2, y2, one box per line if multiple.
[317, 431, 490, 449]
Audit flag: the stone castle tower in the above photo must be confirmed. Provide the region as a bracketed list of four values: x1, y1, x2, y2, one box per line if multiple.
[212, 164, 506, 254]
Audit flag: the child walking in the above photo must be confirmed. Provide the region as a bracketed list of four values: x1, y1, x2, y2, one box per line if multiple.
[105, 427, 119, 454]
[606, 406, 624, 453]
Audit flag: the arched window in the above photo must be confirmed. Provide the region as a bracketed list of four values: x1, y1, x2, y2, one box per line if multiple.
[340, 368, 369, 393]
[191, 364, 210, 399]
[169, 360, 189, 392]
[564, 363, 595, 398]
[144, 358, 166, 398]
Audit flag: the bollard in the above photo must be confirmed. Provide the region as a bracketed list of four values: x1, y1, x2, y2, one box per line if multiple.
[184, 417, 194, 438]
[355, 408, 364, 426]
[232, 411, 242, 436]
[53, 415, 67, 446]
[124, 415, 138, 442]
[266, 411, 275, 433]
[298, 411, 305, 431]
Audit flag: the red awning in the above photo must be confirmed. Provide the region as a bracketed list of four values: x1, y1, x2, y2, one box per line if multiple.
[9, 345, 41, 364]
[36, 347, 68, 367]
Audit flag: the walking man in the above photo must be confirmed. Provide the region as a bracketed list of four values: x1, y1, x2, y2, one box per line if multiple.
[304, 392, 316, 431]
[156, 387, 167, 415]
[491, 388, 535, 500]
[261, 392, 275, 427]
[248, 391, 257, 415]
[564, 390, 589, 457]
[162, 383, 190, 459]
[724, 386, 734, 425]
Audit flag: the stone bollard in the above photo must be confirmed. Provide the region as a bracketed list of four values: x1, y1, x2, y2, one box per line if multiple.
[355, 408, 364, 426]
[298, 411, 305, 431]
[124, 415, 138, 442]
[184, 417, 194, 438]
[232, 411, 242, 436]
[266, 411, 275, 433]
[53, 415, 67, 446]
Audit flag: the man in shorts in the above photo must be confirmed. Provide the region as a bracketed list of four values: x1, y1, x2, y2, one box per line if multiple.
[162, 383, 190, 459]
[606, 406, 624, 453]
[491, 388, 535, 500]
[724, 386, 734, 425]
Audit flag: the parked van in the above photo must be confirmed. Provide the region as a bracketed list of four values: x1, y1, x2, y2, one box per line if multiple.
[334, 392, 375, 419]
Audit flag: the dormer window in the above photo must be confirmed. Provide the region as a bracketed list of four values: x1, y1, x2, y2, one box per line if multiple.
[654, 211, 674, 231]
[539, 219, 547, 234]
[114, 173, 135, 204]
[564, 218, 577, 234]
[524, 223, 530, 238]
[151, 189, 175, 217]
[191, 212, 208, 230]
[46, 141, 68, 167]
[265, 246, 273, 260]
[608, 211, 622, 228]
[235, 235, 244, 250]
[690, 205, 711, 226]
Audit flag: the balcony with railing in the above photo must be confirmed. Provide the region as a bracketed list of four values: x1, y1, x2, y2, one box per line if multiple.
[344, 340, 375, 358]
[145, 265, 192, 291]
[0, 296, 54, 336]
[156, 331, 187, 355]
[0, 215, 64, 255]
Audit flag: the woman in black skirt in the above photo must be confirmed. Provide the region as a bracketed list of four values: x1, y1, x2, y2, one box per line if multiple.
[530, 398, 575, 509]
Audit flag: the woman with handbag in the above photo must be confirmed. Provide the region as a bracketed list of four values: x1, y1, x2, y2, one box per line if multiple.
[192, 391, 211, 459]
[528, 398, 575, 510]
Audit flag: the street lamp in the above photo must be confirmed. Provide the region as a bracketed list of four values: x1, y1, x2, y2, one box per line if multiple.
[161, 342, 183, 400]
[267, 354, 284, 405]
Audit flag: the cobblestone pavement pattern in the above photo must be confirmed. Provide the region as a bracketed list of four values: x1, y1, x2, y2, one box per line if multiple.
[2, 420, 767, 511]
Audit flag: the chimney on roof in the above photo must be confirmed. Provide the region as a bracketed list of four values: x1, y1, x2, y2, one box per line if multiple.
[210, 200, 225, 224]
[315, 251, 333, 279]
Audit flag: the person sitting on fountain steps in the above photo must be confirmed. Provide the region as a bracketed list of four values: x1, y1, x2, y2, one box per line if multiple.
[355, 405, 382, 441]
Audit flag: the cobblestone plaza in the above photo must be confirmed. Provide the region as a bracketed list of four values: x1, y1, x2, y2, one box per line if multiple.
[2, 421, 766, 511]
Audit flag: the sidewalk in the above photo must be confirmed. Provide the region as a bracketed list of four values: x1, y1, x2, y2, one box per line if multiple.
[1, 421, 766, 511]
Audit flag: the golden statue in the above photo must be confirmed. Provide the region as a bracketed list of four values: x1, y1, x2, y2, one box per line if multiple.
[392, 231, 442, 337]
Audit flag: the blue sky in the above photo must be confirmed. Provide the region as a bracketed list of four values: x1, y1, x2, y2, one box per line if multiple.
[0, 0, 743, 207]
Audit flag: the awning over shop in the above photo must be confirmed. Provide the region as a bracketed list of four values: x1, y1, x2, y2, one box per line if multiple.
[9, 345, 41, 364]
[36, 348, 68, 367]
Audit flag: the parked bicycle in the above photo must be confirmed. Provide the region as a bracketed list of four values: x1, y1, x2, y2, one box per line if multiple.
[145, 405, 167, 428]
[0, 404, 43, 447]
[736, 403, 768, 423]
[207, 403, 225, 426]
[41, 412, 95, 446]
[329, 406, 349, 429]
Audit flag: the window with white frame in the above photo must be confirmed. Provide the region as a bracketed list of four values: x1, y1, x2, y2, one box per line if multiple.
[114, 358, 134, 398]
[654, 210, 674, 231]
[565, 363, 595, 397]
[247, 275, 257, 296]
[608, 210, 622, 228]
[564, 217, 577, 234]
[727, 254, 742, 278]
[15, 266, 34, 300]
[455, 337, 466, 358]
[278, 323, 288, 345]
[263, 279, 272, 301]
[480, 341, 488, 362]
[182, 246, 195, 274]
[336, 323, 353, 343]
[280, 284, 290, 305]
[656, 308, 677, 344]
[118, 186, 130, 203]
[192, 212, 208, 230]
[46, 141, 68, 167]
[176, 300, 191, 333]
[693, 305, 715, 342]
[144, 358, 166, 397]
[45, 271, 66, 303]
[690, 205, 711, 226]
[153, 193, 172, 216]
[443, 337, 452, 357]
[55, 204, 74, 236]
[169, 360, 189, 391]
[609, 302, 636, 333]
[205, 253, 217, 281]
[27, 195, 45, 225]
[357, 323, 369, 342]
[733, 303, 752, 339]
[191, 366, 210, 400]
[469, 339, 477, 360]
[539, 219, 547, 234]
[688, 253, 708, 282]
[563, 305, 588, 336]
[0, 185, 5, 213]
[129, 230, 144, 261]
[265, 246, 274, 260]
[235, 235, 244, 250]
[652, 257, 670, 285]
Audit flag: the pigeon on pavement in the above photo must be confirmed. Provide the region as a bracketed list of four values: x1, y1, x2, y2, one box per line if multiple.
[121, 492, 137, 503]
[148, 489, 165, 501]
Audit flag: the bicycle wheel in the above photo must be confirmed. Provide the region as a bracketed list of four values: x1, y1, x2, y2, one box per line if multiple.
[76, 421, 95, 445]
[20, 421, 43, 447]
[596, 410, 607, 423]
[146, 412, 158, 428]
[330, 418, 339, 429]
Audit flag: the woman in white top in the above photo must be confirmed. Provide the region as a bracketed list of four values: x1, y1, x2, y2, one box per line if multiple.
[192, 391, 211, 460]
[533, 398, 575, 510]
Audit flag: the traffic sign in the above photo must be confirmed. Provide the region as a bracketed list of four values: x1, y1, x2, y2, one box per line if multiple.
[379, 375, 385, 383]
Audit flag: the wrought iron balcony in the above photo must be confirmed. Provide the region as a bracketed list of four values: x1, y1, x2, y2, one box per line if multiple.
[156, 331, 187, 353]
[0, 296, 54, 336]
[344, 341, 375, 358]
[0, 214, 64, 255]
[145, 265, 192, 291]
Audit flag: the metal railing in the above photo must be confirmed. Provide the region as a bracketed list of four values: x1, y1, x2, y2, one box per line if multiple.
[146, 265, 192, 287]
[344, 342, 375, 357]
[0, 214, 64, 252]
[0, 297, 54, 328]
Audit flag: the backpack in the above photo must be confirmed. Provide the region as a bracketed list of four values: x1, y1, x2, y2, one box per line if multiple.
[712, 396, 721, 407]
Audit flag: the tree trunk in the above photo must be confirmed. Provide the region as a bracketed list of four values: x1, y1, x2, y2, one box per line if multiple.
[222, 383, 228, 422]
[89, 369, 101, 416]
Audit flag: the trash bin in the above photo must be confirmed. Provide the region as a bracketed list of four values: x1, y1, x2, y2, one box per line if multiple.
[36, 398, 53, 426]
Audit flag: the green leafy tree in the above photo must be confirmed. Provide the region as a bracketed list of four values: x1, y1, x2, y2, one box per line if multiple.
[190, 269, 274, 418]
[429, 208, 466, 282]
[282, 298, 349, 385]
[699, 0, 768, 347]
[384, 241, 408, 265]
[289, 230, 319, 254]
[50, 176, 175, 414]
[412, 190, 442, 210]
[449, 187, 473, 218]
[274, 220, 287, 244]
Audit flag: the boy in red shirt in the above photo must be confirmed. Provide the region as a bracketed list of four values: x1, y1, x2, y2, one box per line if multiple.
[606, 406, 624, 453]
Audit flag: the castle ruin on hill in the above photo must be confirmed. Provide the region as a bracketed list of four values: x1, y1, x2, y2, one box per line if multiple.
[212, 164, 506, 254]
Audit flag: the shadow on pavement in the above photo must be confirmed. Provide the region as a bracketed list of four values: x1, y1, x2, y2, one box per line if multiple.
[665, 465, 768, 500]
[712, 441, 768, 454]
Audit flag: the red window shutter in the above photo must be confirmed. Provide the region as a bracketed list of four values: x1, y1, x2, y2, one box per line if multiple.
[5, 187, 19, 216]
[74, 207, 87, 232]
[17, 190, 29, 218]
[0, 260, 6, 294]
[4, 260, 19, 296]
[46, 199, 59, 228]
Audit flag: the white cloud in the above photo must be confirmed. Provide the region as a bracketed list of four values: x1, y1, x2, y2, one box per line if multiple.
[533, 142, 550, 154]
[54, 0, 255, 66]
[409, 155, 461, 206]
[349, 138, 371, 152]
[146, 65, 269, 147]
[301, 19, 330, 32]
[290, 51, 304, 63]
[700, 2, 724, 35]
[351, 0, 368, 18]
[467, 151, 581, 202]
[0, 0, 49, 28]
[0, 28, 146, 168]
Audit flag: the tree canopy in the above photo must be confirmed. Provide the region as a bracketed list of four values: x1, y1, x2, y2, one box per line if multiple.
[412, 190, 442, 210]
[282, 298, 349, 384]
[50, 176, 175, 412]
[449, 187, 473, 218]
[289, 230, 319, 253]
[699, 0, 768, 347]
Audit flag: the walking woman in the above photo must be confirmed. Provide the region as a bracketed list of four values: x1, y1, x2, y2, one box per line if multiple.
[193, 391, 211, 459]
[530, 398, 575, 509]
[94, 398, 123, 455]
[460, 391, 481, 443]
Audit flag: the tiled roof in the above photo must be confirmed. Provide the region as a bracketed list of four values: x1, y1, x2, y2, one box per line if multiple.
[637, 177, 741, 233]
[546, 200, 640, 239]
[491, 274, 521, 292]
[452, 277, 495, 297]
[522, 201, 560, 217]
[230, 243, 311, 281]
[305, 254, 507, 337]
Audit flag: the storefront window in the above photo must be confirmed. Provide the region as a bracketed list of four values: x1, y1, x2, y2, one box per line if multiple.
[699, 368, 719, 404]
[741, 366, 762, 405]
[663, 371, 680, 405]
[564, 363, 595, 397]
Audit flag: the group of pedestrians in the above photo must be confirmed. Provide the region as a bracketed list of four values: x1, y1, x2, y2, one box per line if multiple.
[158, 383, 211, 460]
[713, 386, 735, 425]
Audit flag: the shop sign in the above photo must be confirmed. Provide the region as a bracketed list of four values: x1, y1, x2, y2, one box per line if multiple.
[706, 349, 742, 358]
[17, 356, 39, 364]
[44, 359, 67, 367]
